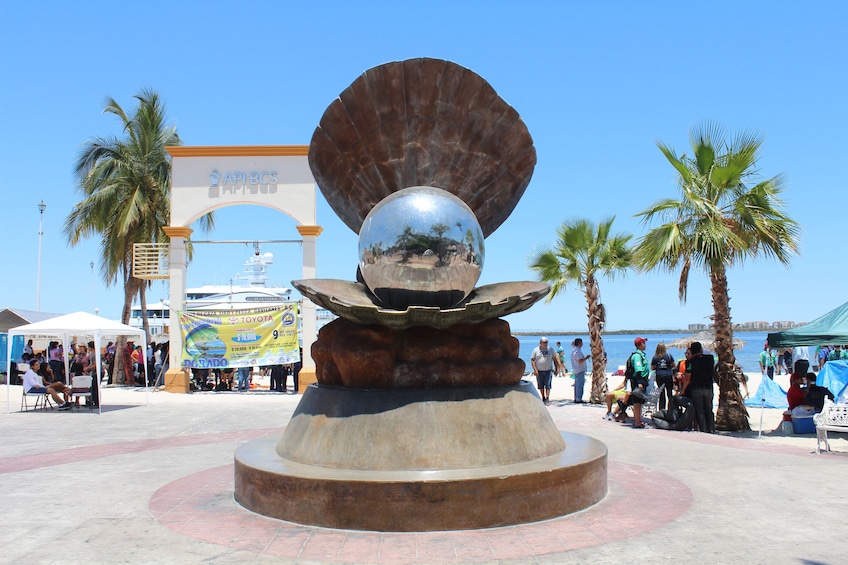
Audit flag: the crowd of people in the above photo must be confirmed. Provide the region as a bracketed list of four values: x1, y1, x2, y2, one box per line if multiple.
[531, 337, 592, 404]
[601, 338, 716, 432]
[757, 343, 848, 380]
[189, 358, 302, 394]
[12, 338, 305, 399]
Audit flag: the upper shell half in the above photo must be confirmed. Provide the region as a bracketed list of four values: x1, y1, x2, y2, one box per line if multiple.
[308, 58, 536, 238]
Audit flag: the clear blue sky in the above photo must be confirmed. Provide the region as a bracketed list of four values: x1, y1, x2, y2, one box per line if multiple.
[1, 1, 845, 331]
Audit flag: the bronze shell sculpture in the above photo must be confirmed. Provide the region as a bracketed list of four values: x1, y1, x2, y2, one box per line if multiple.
[308, 57, 537, 238]
[295, 57, 548, 329]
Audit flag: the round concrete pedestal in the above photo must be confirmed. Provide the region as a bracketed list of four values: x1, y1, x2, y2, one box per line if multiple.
[235, 383, 607, 531]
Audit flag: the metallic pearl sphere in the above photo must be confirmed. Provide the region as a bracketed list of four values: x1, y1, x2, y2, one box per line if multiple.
[358, 186, 485, 310]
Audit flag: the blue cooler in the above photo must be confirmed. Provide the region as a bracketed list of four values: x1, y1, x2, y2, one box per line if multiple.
[792, 415, 816, 434]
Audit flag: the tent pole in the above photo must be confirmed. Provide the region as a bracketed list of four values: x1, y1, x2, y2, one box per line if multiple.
[143, 336, 148, 406]
[5, 334, 12, 414]
[94, 334, 102, 415]
[62, 334, 70, 388]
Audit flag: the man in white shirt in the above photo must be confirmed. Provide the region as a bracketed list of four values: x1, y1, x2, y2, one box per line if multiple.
[531, 337, 560, 403]
[793, 346, 810, 374]
[22, 359, 71, 410]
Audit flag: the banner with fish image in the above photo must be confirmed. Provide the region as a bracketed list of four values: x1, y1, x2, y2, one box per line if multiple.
[178, 304, 300, 369]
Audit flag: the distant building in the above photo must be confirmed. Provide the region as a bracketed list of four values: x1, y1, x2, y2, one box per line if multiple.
[742, 321, 770, 330]
[688, 323, 707, 330]
[772, 321, 796, 329]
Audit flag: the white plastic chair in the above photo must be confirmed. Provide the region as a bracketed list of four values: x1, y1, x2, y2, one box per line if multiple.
[71, 375, 94, 410]
[21, 387, 53, 411]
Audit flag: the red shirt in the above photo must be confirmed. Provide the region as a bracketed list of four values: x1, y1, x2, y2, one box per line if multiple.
[787, 384, 806, 410]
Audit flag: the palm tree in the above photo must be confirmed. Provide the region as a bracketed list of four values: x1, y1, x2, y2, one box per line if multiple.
[635, 122, 799, 431]
[64, 89, 213, 384]
[530, 217, 633, 403]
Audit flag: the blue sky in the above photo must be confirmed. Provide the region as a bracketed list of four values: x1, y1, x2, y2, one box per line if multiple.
[1, 1, 845, 331]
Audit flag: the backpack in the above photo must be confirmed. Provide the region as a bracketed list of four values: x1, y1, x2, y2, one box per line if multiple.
[625, 354, 635, 380]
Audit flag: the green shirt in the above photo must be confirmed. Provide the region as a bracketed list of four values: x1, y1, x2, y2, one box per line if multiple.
[630, 350, 649, 379]
[759, 350, 775, 367]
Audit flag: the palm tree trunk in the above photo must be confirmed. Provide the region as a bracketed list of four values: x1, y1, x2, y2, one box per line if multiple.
[584, 277, 607, 404]
[710, 267, 750, 431]
[116, 276, 141, 385]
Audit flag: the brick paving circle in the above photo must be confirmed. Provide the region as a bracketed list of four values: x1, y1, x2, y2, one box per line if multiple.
[149, 460, 692, 563]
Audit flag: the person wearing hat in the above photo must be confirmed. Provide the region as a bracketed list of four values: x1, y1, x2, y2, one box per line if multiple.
[531, 337, 559, 403]
[627, 337, 650, 428]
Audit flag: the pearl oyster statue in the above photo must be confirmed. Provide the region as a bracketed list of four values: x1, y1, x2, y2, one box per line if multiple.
[235, 58, 607, 532]
[294, 57, 549, 331]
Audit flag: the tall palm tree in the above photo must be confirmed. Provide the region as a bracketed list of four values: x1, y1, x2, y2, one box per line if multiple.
[64, 89, 213, 384]
[530, 217, 633, 403]
[635, 122, 799, 431]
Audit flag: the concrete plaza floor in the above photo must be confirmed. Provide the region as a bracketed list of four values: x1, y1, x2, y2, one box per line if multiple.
[1, 374, 846, 565]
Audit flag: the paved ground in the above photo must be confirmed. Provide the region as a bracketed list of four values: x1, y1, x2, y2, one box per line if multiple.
[1, 374, 846, 565]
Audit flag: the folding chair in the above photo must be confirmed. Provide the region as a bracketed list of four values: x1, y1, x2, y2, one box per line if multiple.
[21, 387, 53, 411]
[71, 375, 94, 410]
[642, 384, 665, 420]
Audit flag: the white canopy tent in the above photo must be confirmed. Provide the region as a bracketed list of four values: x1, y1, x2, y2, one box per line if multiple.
[6, 311, 147, 414]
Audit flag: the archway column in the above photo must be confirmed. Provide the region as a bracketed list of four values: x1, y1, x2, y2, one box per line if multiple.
[296, 225, 322, 392]
[163, 226, 193, 393]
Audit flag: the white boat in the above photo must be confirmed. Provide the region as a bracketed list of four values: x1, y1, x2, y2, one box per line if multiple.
[130, 248, 333, 337]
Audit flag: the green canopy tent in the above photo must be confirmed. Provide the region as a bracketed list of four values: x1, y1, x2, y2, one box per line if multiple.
[767, 301, 848, 347]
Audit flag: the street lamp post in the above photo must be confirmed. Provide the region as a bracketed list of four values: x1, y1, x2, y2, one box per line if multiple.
[36, 200, 46, 311]
[90, 260, 95, 313]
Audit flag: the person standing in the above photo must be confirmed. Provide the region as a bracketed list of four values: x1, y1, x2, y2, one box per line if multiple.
[570, 338, 590, 403]
[104, 342, 115, 384]
[293, 349, 303, 393]
[627, 337, 650, 428]
[685, 341, 716, 433]
[47, 341, 65, 384]
[269, 364, 285, 392]
[237, 366, 251, 392]
[758, 344, 775, 379]
[555, 341, 567, 377]
[651, 342, 675, 411]
[531, 337, 557, 403]
[793, 346, 810, 375]
[123, 341, 135, 386]
[153, 344, 164, 385]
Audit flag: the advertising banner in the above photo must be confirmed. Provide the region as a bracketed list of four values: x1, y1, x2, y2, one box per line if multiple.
[178, 304, 299, 369]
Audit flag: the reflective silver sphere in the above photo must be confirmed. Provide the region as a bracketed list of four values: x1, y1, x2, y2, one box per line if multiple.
[358, 186, 485, 309]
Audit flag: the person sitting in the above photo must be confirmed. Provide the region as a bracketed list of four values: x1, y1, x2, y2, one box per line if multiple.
[37, 360, 57, 383]
[22, 359, 71, 410]
[804, 372, 834, 413]
[604, 378, 628, 420]
[786, 373, 807, 410]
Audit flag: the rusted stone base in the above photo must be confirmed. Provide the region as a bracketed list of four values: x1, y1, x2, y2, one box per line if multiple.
[234, 383, 607, 531]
